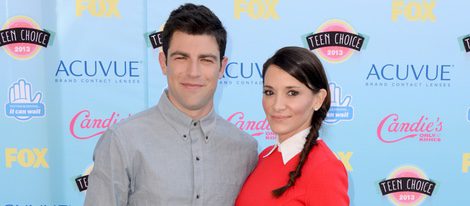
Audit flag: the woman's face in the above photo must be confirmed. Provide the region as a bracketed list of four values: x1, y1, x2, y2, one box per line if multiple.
[262, 65, 326, 142]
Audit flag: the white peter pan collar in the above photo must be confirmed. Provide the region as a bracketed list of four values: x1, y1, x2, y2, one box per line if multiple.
[263, 127, 321, 165]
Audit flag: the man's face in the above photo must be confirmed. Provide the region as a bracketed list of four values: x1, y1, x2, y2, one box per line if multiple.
[159, 31, 227, 119]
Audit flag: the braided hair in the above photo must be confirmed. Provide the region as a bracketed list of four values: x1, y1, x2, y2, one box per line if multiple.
[262, 46, 331, 197]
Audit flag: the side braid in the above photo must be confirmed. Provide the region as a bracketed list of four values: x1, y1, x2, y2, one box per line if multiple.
[262, 46, 331, 198]
[272, 119, 322, 197]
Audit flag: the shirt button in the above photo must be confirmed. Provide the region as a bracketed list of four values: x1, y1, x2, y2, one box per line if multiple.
[196, 156, 200, 161]
[196, 194, 200, 199]
[193, 122, 198, 126]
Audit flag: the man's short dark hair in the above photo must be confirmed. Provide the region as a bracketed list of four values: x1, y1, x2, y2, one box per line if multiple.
[162, 3, 227, 60]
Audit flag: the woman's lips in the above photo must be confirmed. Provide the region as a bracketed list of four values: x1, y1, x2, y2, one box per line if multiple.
[270, 115, 290, 120]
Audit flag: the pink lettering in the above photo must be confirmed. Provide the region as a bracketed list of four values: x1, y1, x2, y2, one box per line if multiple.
[409, 116, 424, 132]
[435, 117, 443, 132]
[69, 109, 129, 140]
[227, 112, 270, 137]
[377, 114, 443, 143]
[378, 114, 417, 143]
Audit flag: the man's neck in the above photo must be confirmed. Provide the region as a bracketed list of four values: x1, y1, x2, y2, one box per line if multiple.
[166, 92, 213, 120]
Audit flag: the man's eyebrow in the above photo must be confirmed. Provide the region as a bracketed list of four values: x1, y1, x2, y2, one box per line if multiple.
[169, 51, 189, 57]
[199, 54, 218, 60]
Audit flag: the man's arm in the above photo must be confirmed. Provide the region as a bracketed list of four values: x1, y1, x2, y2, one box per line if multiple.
[84, 129, 130, 206]
[248, 140, 259, 173]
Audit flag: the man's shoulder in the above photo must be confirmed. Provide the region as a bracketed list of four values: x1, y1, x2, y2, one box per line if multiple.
[214, 115, 257, 146]
[109, 105, 162, 132]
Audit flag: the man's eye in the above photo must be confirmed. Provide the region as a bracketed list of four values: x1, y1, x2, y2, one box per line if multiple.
[201, 58, 214, 63]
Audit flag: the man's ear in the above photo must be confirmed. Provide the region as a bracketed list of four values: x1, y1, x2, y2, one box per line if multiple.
[159, 52, 168, 75]
[219, 56, 228, 79]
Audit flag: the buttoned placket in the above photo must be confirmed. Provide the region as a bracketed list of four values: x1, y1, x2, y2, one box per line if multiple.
[190, 120, 204, 206]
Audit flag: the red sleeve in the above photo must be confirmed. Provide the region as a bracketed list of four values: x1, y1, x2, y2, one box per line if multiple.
[306, 159, 349, 206]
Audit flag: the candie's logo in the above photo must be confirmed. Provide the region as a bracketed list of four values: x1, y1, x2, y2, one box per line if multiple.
[0, 16, 51, 60]
[234, 0, 280, 20]
[304, 19, 366, 63]
[227, 112, 274, 139]
[69, 109, 130, 140]
[377, 114, 443, 143]
[379, 166, 436, 205]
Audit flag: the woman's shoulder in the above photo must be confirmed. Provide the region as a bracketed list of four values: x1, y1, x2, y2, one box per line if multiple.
[308, 139, 344, 168]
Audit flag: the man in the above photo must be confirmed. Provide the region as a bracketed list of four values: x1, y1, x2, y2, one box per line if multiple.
[84, 3, 258, 206]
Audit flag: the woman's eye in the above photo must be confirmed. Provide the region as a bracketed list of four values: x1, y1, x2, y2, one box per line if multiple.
[287, 90, 299, 96]
[263, 90, 274, 96]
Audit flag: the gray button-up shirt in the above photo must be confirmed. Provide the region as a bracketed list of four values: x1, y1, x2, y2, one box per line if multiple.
[84, 92, 258, 206]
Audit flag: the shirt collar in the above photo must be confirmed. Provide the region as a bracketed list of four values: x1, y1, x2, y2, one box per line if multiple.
[157, 90, 216, 140]
[263, 127, 320, 165]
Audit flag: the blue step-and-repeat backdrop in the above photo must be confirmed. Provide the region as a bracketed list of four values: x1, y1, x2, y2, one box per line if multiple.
[1, 0, 469, 205]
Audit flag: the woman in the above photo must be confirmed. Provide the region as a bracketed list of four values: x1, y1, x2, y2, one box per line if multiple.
[236, 46, 349, 205]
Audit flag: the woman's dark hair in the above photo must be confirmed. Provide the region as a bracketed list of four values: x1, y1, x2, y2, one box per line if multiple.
[161, 3, 227, 59]
[262, 46, 331, 197]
